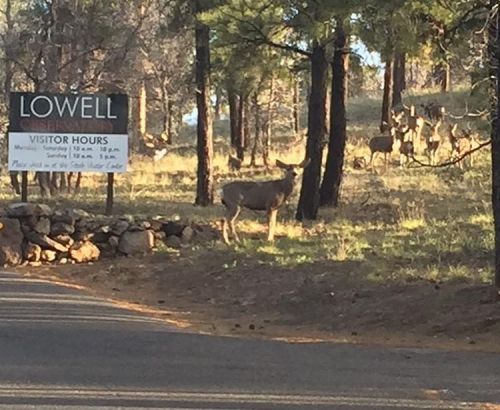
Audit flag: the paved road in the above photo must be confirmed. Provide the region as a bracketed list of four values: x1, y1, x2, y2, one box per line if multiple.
[0, 271, 499, 409]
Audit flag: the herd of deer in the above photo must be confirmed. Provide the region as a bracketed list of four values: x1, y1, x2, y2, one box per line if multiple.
[221, 102, 483, 243]
[9, 171, 82, 197]
[368, 103, 479, 171]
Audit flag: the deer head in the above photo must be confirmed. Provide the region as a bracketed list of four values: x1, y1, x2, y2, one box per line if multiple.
[276, 158, 311, 181]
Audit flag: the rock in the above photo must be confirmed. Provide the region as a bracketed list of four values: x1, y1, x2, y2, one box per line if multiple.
[195, 225, 219, 242]
[154, 231, 166, 241]
[67, 209, 90, 220]
[92, 232, 110, 243]
[25, 231, 69, 253]
[150, 220, 163, 232]
[73, 231, 94, 242]
[163, 221, 186, 237]
[165, 235, 182, 249]
[23, 242, 42, 262]
[7, 203, 52, 218]
[33, 217, 51, 235]
[51, 222, 75, 236]
[138, 221, 151, 230]
[108, 235, 120, 249]
[59, 258, 69, 265]
[111, 220, 129, 236]
[53, 234, 74, 248]
[118, 230, 155, 255]
[52, 211, 75, 226]
[69, 241, 101, 263]
[41, 250, 57, 263]
[0, 218, 23, 265]
[181, 226, 194, 243]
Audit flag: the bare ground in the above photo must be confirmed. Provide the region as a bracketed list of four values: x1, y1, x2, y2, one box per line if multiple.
[17, 245, 500, 353]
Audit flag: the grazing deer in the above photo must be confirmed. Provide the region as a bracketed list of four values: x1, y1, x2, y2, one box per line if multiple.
[406, 106, 426, 154]
[368, 124, 397, 171]
[425, 120, 442, 165]
[448, 124, 475, 169]
[228, 154, 242, 171]
[422, 102, 446, 122]
[220, 158, 310, 244]
[395, 126, 414, 167]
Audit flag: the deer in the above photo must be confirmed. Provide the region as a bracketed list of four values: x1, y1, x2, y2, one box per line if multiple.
[406, 107, 426, 154]
[368, 124, 397, 171]
[425, 119, 442, 166]
[220, 158, 310, 244]
[394, 126, 414, 167]
[421, 102, 446, 122]
[228, 154, 242, 171]
[448, 124, 475, 169]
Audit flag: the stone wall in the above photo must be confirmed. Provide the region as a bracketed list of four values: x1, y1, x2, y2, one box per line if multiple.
[0, 203, 219, 266]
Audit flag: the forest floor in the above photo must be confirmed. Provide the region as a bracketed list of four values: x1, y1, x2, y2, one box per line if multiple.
[10, 88, 500, 352]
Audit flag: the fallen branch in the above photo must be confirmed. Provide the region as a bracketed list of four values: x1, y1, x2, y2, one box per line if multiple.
[408, 139, 491, 168]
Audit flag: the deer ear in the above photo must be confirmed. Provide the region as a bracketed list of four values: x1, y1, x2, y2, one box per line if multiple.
[299, 158, 311, 168]
[276, 159, 289, 169]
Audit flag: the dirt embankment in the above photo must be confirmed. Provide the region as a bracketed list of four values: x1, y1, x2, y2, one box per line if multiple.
[18, 248, 500, 353]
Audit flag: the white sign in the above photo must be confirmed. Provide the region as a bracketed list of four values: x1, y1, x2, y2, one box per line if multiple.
[8, 92, 129, 173]
[8, 132, 128, 173]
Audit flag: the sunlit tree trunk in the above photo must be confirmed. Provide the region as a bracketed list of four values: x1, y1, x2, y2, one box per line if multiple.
[392, 51, 405, 108]
[489, 1, 500, 287]
[381, 57, 393, 132]
[320, 19, 348, 207]
[194, 0, 214, 206]
[296, 42, 328, 221]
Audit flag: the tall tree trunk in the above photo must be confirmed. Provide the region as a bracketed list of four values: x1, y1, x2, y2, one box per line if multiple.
[236, 93, 245, 161]
[439, 62, 451, 92]
[243, 100, 250, 150]
[228, 89, 239, 148]
[250, 92, 261, 167]
[296, 42, 328, 221]
[380, 57, 393, 132]
[4, 0, 17, 194]
[292, 77, 300, 135]
[194, 0, 214, 206]
[263, 76, 274, 167]
[138, 81, 147, 149]
[489, 1, 500, 287]
[167, 98, 173, 144]
[214, 89, 222, 121]
[319, 19, 348, 208]
[392, 51, 406, 108]
[161, 87, 171, 144]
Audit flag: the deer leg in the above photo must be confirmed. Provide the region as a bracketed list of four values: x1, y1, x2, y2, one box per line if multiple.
[222, 217, 230, 245]
[228, 206, 241, 243]
[223, 205, 240, 244]
[38, 172, 51, 198]
[59, 172, 67, 193]
[75, 172, 82, 194]
[369, 151, 376, 171]
[10, 172, 20, 195]
[267, 208, 278, 241]
[67, 172, 73, 194]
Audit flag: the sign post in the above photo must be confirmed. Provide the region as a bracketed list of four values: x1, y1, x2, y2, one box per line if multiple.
[8, 92, 129, 213]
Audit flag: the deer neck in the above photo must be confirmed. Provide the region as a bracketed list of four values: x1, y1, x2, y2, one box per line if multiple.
[280, 176, 296, 199]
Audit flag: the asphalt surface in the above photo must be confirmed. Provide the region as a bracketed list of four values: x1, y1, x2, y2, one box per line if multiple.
[0, 270, 499, 409]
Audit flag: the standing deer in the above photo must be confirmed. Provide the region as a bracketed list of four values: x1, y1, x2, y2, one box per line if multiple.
[406, 106, 426, 154]
[425, 119, 442, 165]
[448, 124, 475, 169]
[395, 126, 414, 167]
[422, 102, 446, 122]
[220, 158, 310, 244]
[368, 124, 397, 171]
